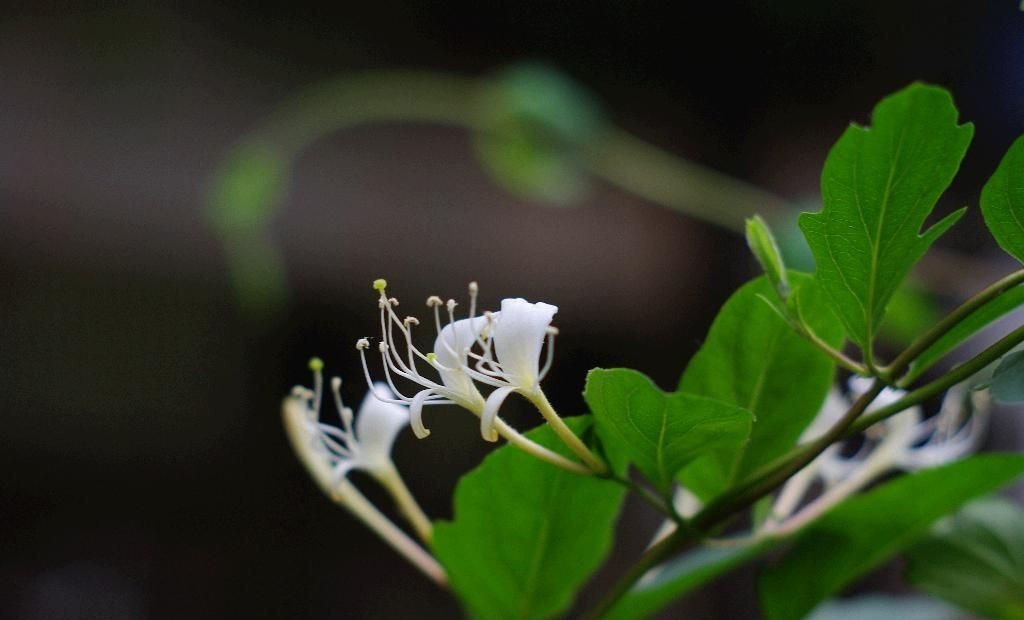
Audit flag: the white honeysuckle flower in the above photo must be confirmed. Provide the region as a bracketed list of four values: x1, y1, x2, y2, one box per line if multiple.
[357, 279, 560, 442]
[283, 368, 409, 483]
[763, 377, 990, 537]
[281, 364, 445, 585]
[491, 298, 559, 392]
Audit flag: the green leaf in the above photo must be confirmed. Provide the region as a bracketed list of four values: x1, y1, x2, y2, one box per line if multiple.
[433, 417, 626, 620]
[747, 215, 791, 299]
[800, 83, 973, 354]
[877, 283, 939, 348]
[981, 135, 1024, 264]
[474, 62, 606, 205]
[585, 368, 753, 493]
[904, 285, 1024, 383]
[906, 498, 1024, 620]
[759, 454, 1024, 620]
[678, 274, 843, 501]
[991, 350, 1024, 403]
[605, 540, 778, 620]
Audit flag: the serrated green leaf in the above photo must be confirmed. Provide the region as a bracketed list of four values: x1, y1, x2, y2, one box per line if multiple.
[433, 417, 625, 620]
[981, 135, 1024, 264]
[800, 83, 973, 355]
[906, 498, 1024, 620]
[678, 274, 843, 501]
[991, 350, 1024, 403]
[759, 454, 1024, 620]
[585, 368, 753, 493]
[747, 215, 791, 299]
[605, 540, 778, 620]
[904, 285, 1024, 384]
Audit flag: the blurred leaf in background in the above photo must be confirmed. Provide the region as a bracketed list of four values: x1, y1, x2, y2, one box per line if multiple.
[806, 595, 963, 620]
[906, 498, 1024, 620]
[473, 63, 607, 205]
[204, 142, 289, 317]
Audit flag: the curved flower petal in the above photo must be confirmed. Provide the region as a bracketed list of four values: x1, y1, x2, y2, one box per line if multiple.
[492, 298, 557, 391]
[480, 385, 517, 442]
[409, 389, 435, 439]
[433, 315, 491, 404]
[281, 396, 336, 496]
[354, 382, 410, 470]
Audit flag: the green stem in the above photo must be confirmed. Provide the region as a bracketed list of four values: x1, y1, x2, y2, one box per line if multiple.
[528, 390, 609, 474]
[692, 380, 885, 531]
[583, 527, 694, 620]
[491, 417, 593, 475]
[586, 129, 790, 233]
[851, 323, 1024, 434]
[885, 268, 1024, 384]
[375, 464, 435, 545]
[793, 321, 868, 375]
[607, 475, 679, 521]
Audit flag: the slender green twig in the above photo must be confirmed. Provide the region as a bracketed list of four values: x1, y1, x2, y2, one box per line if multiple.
[691, 380, 885, 531]
[586, 383, 885, 616]
[884, 268, 1024, 385]
[585, 129, 790, 232]
[792, 320, 868, 375]
[851, 323, 1024, 434]
[607, 475, 679, 521]
[582, 527, 695, 620]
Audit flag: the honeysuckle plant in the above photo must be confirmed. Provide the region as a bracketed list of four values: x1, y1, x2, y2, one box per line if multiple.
[283, 84, 1024, 619]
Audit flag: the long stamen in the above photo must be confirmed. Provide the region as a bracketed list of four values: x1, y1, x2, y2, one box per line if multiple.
[441, 299, 460, 358]
[383, 298, 419, 376]
[356, 339, 418, 406]
[538, 328, 558, 380]
[473, 311, 503, 372]
[330, 377, 356, 438]
[403, 316, 420, 372]
[427, 296, 444, 336]
[377, 343, 421, 401]
[309, 357, 325, 417]
[458, 359, 514, 388]
[468, 281, 478, 319]
[316, 426, 354, 459]
[468, 350, 511, 379]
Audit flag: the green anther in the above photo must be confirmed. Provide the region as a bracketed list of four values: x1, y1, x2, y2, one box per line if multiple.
[372, 278, 388, 292]
[426, 352, 437, 363]
[308, 357, 324, 372]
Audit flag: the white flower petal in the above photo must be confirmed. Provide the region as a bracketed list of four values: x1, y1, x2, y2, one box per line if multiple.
[354, 383, 410, 470]
[281, 396, 336, 494]
[492, 298, 557, 391]
[480, 386, 517, 442]
[433, 315, 491, 404]
[409, 389, 435, 439]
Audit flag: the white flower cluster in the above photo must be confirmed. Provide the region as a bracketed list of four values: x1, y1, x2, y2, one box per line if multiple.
[280, 280, 590, 584]
[282, 360, 443, 584]
[357, 279, 559, 442]
[762, 376, 990, 536]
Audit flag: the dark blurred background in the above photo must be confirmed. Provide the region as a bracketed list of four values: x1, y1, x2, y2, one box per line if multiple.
[2, 2, 1023, 619]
